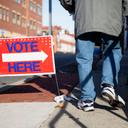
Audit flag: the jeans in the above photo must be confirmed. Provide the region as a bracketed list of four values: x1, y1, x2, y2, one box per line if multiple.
[76, 34, 122, 101]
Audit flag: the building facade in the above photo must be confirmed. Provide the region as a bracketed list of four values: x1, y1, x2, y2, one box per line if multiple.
[0, 0, 76, 53]
[0, 0, 42, 37]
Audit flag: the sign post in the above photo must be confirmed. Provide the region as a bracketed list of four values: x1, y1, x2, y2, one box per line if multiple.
[0, 36, 55, 76]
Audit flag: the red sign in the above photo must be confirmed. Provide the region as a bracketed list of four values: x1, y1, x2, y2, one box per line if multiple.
[0, 36, 55, 76]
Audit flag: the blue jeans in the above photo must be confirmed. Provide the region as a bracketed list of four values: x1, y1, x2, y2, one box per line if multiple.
[76, 34, 122, 101]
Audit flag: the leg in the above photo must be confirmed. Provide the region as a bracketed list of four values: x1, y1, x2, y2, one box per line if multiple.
[101, 39, 122, 87]
[76, 38, 96, 101]
[101, 37, 125, 107]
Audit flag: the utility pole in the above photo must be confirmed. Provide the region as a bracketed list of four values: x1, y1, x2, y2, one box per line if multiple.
[49, 0, 52, 35]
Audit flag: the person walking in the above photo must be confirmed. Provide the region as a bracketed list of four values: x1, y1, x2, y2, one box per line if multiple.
[59, 0, 128, 111]
[75, 0, 128, 112]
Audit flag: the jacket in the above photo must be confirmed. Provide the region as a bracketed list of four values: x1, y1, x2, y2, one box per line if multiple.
[74, 0, 128, 37]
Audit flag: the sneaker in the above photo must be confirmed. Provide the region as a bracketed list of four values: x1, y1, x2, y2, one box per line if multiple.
[101, 84, 116, 101]
[101, 84, 125, 108]
[77, 100, 94, 112]
[109, 95, 125, 108]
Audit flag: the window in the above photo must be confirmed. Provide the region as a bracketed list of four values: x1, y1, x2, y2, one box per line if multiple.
[21, 17, 26, 27]
[33, 4, 36, 13]
[12, 12, 17, 24]
[17, 14, 21, 25]
[0, 7, 9, 22]
[15, 0, 21, 4]
[0, 7, 2, 19]
[37, 26, 42, 34]
[29, 19, 37, 30]
[30, 1, 33, 11]
[37, 5, 42, 16]
[2, 9, 6, 21]
[29, 20, 33, 29]
[30, 1, 37, 13]
[33, 22, 36, 30]
[6, 10, 9, 22]
[21, 0, 26, 7]
[12, 12, 21, 26]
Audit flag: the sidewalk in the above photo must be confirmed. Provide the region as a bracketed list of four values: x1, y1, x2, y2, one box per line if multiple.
[0, 50, 128, 128]
[0, 52, 77, 128]
[40, 50, 128, 128]
[0, 102, 56, 128]
[40, 98, 128, 128]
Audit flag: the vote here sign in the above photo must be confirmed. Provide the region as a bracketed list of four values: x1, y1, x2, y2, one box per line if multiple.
[0, 36, 55, 76]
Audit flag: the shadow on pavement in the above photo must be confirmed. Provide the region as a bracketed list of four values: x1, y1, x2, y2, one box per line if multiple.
[48, 102, 87, 128]
[42, 49, 128, 127]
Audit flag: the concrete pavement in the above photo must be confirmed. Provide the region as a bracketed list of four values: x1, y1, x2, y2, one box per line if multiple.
[0, 102, 56, 128]
[0, 50, 128, 128]
[40, 50, 128, 128]
[0, 52, 76, 128]
[40, 97, 128, 128]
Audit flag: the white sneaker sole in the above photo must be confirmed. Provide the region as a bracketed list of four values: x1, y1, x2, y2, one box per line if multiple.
[77, 105, 94, 112]
[84, 106, 95, 112]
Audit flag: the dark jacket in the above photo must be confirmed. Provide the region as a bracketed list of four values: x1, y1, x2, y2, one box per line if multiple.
[74, 0, 128, 37]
